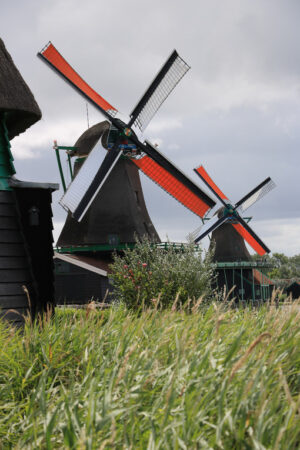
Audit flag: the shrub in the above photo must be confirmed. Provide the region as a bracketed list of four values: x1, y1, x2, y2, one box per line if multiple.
[109, 238, 215, 309]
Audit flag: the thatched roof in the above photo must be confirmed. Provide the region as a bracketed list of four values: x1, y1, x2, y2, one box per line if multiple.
[71, 121, 110, 158]
[0, 38, 41, 140]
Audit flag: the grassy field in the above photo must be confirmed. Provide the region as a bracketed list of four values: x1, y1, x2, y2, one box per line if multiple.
[0, 301, 299, 449]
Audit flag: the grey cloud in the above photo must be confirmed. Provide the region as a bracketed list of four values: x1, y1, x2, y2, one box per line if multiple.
[1, 0, 300, 254]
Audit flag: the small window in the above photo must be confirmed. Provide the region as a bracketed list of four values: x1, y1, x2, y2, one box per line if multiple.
[135, 191, 140, 205]
[144, 222, 149, 235]
[108, 234, 120, 245]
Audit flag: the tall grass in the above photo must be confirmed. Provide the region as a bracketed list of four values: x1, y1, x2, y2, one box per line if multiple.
[0, 301, 300, 448]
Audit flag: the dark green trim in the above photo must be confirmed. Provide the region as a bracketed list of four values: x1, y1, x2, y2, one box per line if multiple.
[55, 241, 203, 254]
[216, 261, 274, 269]
[55, 146, 78, 151]
[67, 154, 73, 180]
[53, 145, 78, 190]
[0, 113, 15, 190]
[54, 148, 66, 192]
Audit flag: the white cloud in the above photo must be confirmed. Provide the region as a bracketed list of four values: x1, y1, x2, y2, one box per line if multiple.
[52, 220, 65, 245]
[11, 118, 88, 160]
[167, 143, 180, 151]
[188, 77, 300, 115]
[146, 117, 183, 134]
[254, 218, 300, 256]
[2, 0, 300, 257]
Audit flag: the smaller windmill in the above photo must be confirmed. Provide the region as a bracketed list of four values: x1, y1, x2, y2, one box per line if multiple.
[191, 165, 276, 301]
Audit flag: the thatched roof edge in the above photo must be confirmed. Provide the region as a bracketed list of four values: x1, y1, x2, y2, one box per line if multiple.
[0, 38, 41, 139]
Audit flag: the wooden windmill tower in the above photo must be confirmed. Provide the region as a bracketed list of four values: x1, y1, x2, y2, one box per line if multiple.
[0, 39, 58, 322]
[38, 43, 216, 304]
[56, 120, 161, 248]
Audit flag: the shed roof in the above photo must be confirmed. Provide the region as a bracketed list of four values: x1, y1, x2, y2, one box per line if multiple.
[253, 269, 273, 286]
[0, 38, 41, 139]
[54, 252, 109, 277]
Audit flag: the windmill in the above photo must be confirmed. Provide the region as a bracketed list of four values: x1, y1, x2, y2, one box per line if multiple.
[38, 42, 216, 304]
[192, 165, 276, 301]
[55, 120, 161, 248]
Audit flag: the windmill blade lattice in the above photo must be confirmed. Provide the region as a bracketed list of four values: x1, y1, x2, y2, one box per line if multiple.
[235, 177, 276, 213]
[132, 156, 212, 218]
[194, 165, 231, 206]
[194, 215, 227, 243]
[38, 42, 118, 118]
[232, 217, 270, 256]
[60, 142, 122, 222]
[129, 50, 190, 132]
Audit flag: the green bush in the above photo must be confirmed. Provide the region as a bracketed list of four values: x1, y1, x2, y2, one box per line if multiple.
[109, 238, 215, 308]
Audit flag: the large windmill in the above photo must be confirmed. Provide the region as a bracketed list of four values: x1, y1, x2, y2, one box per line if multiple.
[55, 120, 161, 248]
[192, 165, 276, 301]
[38, 43, 216, 303]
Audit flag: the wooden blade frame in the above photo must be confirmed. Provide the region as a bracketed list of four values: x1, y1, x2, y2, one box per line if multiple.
[194, 166, 230, 206]
[128, 50, 190, 132]
[232, 216, 270, 256]
[194, 215, 227, 243]
[60, 141, 122, 222]
[132, 155, 213, 218]
[38, 42, 117, 118]
[235, 177, 276, 213]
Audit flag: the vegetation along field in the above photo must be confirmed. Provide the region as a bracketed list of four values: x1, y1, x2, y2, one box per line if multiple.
[0, 242, 300, 448]
[0, 300, 300, 449]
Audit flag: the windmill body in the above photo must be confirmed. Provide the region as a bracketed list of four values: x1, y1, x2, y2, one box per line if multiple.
[57, 121, 160, 248]
[209, 208, 252, 262]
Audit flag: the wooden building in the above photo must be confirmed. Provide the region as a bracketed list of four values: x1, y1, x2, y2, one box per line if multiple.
[0, 39, 58, 322]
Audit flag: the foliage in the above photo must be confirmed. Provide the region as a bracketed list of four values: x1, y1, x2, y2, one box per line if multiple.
[109, 238, 215, 309]
[252, 253, 300, 280]
[0, 301, 300, 448]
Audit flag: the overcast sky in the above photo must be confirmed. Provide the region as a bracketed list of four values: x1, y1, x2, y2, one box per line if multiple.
[1, 0, 300, 255]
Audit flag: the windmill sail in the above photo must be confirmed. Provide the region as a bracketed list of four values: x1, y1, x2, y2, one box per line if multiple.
[235, 177, 276, 213]
[132, 140, 215, 218]
[129, 50, 190, 132]
[60, 143, 122, 221]
[232, 217, 270, 255]
[132, 155, 212, 218]
[38, 42, 117, 118]
[194, 215, 227, 243]
[194, 166, 230, 205]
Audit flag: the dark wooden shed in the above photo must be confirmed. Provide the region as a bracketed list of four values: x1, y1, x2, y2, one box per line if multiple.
[0, 39, 58, 323]
[286, 281, 300, 300]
